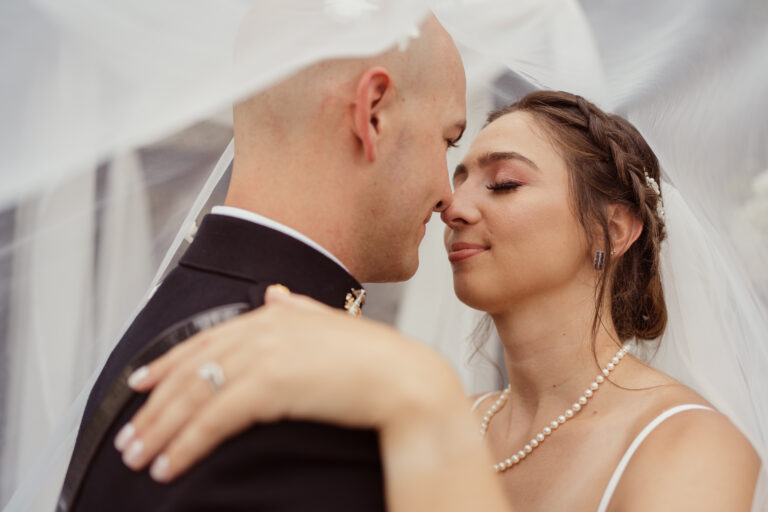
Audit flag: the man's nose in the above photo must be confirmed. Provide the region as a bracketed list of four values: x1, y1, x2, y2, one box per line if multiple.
[434, 197, 452, 213]
[433, 178, 454, 213]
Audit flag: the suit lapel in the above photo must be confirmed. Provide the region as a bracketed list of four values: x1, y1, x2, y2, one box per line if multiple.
[180, 214, 364, 310]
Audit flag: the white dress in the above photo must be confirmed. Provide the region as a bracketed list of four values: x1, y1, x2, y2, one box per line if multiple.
[471, 394, 714, 511]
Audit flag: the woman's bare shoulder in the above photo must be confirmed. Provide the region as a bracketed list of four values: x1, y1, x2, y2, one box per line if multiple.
[615, 358, 713, 418]
[609, 380, 760, 511]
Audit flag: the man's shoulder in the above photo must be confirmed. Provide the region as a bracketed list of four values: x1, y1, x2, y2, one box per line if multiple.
[73, 264, 384, 512]
[123, 266, 259, 348]
[85, 265, 261, 420]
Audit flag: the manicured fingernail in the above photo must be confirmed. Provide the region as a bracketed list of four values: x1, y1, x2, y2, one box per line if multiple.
[150, 454, 171, 482]
[267, 284, 291, 295]
[114, 423, 135, 451]
[128, 366, 149, 388]
[123, 439, 144, 468]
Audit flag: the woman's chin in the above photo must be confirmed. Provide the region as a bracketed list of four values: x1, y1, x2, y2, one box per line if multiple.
[452, 281, 495, 313]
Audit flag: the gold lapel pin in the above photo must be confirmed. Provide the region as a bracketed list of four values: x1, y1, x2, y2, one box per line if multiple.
[344, 288, 366, 318]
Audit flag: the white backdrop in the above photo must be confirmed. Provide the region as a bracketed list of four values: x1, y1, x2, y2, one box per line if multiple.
[1, 0, 767, 509]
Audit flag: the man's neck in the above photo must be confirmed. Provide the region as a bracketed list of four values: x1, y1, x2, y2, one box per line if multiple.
[223, 171, 363, 280]
[212, 205, 349, 273]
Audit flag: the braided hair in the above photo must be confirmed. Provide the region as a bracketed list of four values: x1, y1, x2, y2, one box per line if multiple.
[488, 91, 667, 343]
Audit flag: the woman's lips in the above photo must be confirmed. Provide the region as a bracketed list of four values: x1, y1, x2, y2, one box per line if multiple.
[448, 242, 489, 263]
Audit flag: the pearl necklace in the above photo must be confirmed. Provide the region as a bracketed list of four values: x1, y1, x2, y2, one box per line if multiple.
[481, 344, 630, 473]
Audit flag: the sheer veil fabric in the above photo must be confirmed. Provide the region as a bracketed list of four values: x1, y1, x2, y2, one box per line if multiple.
[1, 1, 767, 510]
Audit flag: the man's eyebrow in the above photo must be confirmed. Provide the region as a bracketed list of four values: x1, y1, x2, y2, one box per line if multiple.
[478, 151, 539, 171]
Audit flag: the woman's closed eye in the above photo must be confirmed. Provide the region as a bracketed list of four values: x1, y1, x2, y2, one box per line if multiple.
[486, 180, 522, 192]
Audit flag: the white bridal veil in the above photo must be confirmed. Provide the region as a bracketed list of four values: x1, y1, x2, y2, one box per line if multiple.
[1, 0, 767, 510]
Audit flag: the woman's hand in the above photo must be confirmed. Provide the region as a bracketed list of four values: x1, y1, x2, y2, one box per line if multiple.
[113, 285, 462, 483]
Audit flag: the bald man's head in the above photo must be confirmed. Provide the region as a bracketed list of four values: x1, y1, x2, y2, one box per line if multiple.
[233, 15, 460, 146]
[228, 14, 466, 283]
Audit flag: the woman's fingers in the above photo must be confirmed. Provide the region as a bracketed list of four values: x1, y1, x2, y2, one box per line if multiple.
[148, 378, 272, 482]
[127, 304, 272, 392]
[118, 375, 218, 471]
[116, 336, 239, 467]
[127, 329, 216, 392]
[129, 286, 324, 393]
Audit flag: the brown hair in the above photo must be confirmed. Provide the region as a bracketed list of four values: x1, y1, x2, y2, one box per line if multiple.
[487, 90, 667, 343]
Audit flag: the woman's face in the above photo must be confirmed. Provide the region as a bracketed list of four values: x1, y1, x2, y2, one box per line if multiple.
[442, 111, 592, 314]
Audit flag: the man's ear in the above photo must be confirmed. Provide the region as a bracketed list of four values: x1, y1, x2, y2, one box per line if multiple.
[606, 204, 643, 256]
[353, 66, 393, 163]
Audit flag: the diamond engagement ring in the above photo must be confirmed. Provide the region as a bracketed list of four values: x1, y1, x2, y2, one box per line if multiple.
[197, 361, 226, 391]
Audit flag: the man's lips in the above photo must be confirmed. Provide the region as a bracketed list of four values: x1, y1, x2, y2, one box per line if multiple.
[448, 242, 489, 263]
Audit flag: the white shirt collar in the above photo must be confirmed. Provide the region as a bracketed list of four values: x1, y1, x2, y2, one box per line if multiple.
[210, 206, 350, 274]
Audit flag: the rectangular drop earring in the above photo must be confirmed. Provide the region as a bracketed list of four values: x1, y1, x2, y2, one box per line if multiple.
[594, 250, 606, 270]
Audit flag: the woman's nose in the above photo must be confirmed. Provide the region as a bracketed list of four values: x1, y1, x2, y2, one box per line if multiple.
[440, 185, 481, 229]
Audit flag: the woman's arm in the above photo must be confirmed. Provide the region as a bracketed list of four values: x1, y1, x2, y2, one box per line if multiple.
[375, 369, 511, 511]
[115, 287, 512, 512]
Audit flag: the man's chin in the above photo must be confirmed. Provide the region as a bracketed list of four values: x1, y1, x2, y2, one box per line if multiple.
[389, 260, 419, 283]
[364, 256, 418, 284]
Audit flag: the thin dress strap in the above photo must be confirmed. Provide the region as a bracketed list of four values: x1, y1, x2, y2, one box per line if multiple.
[596, 404, 715, 512]
[471, 391, 497, 412]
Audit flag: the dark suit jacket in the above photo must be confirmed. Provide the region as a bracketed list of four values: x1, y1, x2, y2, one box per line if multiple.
[64, 214, 385, 511]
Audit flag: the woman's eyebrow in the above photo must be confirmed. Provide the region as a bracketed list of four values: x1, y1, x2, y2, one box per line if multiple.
[477, 151, 539, 171]
[454, 150, 539, 182]
[452, 163, 467, 182]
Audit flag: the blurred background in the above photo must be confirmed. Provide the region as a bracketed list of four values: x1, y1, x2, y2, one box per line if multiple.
[1, 0, 767, 509]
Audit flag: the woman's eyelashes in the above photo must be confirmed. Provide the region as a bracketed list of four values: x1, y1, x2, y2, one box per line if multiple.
[486, 180, 522, 192]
